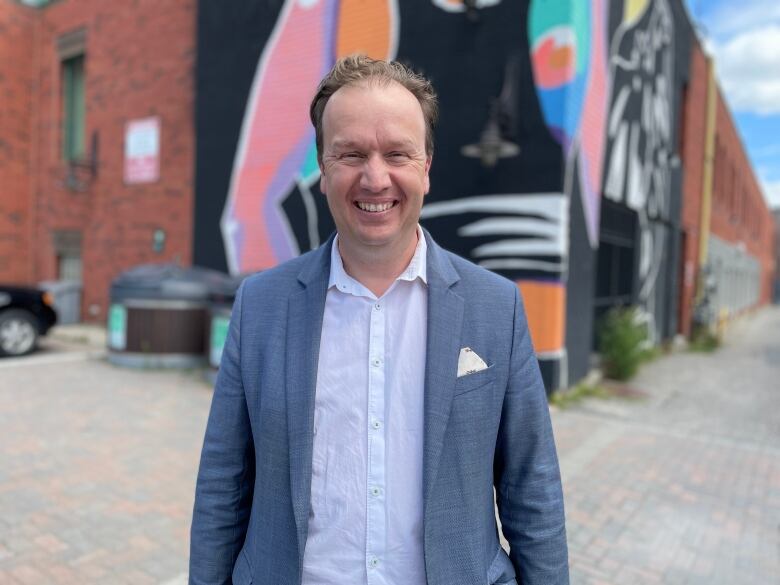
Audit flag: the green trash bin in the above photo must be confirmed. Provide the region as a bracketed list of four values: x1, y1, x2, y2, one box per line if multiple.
[108, 264, 234, 369]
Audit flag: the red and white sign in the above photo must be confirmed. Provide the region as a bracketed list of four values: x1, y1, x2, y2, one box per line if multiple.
[124, 117, 160, 184]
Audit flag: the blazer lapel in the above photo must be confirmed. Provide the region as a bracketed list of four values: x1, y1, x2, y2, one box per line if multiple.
[422, 233, 464, 513]
[286, 237, 332, 559]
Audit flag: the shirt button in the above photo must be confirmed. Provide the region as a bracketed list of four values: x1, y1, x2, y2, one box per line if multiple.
[372, 358, 381, 367]
[369, 558, 379, 569]
[371, 486, 381, 497]
[372, 420, 381, 430]
[374, 303, 381, 311]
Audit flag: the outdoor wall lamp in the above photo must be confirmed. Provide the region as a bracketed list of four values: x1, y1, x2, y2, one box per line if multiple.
[460, 103, 520, 167]
[65, 131, 99, 191]
[460, 56, 521, 168]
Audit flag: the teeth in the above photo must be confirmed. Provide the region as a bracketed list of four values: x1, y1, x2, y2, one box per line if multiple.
[357, 201, 393, 212]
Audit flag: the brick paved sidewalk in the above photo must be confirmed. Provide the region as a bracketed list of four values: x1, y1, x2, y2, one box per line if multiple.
[0, 308, 778, 584]
[555, 306, 780, 584]
[0, 346, 212, 585]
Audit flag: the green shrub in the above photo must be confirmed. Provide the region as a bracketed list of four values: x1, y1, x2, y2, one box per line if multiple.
[598, 306, 647, 381]
[689, 325, 720, 352]
[548, 383, 608, 409]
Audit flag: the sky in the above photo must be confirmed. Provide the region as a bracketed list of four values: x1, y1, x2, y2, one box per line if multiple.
[684, 0, 780, 210]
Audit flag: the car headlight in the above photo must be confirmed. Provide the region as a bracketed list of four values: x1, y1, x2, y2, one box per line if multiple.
[42, 292, 55, 307]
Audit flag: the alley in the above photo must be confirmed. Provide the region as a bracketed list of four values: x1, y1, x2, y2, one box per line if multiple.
[556, 306, 780, 584]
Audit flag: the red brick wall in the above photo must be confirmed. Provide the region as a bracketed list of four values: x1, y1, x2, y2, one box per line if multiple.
[0, 0, 36, 285]
[678, 37, 709, 337]
[711, 87, 776, 305]
[28, 0, 196, 321]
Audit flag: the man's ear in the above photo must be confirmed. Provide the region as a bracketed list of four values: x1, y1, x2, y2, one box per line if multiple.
[319, 159, 326, 194]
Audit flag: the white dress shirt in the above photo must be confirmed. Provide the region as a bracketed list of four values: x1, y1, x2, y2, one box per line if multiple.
[301, 228, 428, 585]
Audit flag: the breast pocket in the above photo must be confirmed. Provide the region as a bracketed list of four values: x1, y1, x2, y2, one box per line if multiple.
[453, 364, 496, 397]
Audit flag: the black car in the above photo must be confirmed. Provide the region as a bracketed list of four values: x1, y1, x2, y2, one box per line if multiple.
[0, 285, 58, 357]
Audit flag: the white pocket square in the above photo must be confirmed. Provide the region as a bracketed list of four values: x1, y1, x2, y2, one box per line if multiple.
[457, 347, 488, 377]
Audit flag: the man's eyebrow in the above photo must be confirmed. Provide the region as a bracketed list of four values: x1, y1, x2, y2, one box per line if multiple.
[330, 139, 364, 150]
[384, 138, 417, 150]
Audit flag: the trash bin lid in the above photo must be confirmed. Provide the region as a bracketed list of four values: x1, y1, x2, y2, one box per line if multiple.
[110, 264, 236, 302]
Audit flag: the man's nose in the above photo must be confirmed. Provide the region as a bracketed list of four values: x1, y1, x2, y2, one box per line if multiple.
[360, 155, 392, 193]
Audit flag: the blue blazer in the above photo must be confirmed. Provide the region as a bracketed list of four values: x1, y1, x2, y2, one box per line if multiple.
[190, 231, 568, 585]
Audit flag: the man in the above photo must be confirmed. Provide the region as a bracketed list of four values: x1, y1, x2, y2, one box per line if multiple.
[190, 55, 568, 585]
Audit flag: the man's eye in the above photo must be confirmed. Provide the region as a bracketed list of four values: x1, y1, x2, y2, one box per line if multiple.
[388, 152, 407, 159]
[342, 152, 362, 160]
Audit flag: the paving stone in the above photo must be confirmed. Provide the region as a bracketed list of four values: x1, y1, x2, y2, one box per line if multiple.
[1, 308, 778, 584]
[556, 307, 780, 584]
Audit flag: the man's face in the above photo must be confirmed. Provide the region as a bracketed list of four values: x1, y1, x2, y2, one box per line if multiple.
[319, 81, 431, 257]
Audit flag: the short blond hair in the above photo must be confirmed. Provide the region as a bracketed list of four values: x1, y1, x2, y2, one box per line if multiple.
[310, 55, 438, 161]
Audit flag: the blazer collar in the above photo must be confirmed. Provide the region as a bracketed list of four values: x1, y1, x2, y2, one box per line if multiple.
[421, 229, 465, 514]
[287, 234, 333, 560]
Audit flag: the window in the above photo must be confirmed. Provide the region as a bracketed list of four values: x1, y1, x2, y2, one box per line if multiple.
[62, 54, 85, 162]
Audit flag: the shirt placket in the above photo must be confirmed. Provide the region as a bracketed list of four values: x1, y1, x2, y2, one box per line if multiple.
[366, 298, 386, 584]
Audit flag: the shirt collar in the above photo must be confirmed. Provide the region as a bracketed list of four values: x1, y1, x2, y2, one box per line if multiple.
[328, 226, 428, 296]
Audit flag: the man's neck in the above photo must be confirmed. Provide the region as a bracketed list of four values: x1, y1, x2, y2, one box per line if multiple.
[337, 231, 420, 297]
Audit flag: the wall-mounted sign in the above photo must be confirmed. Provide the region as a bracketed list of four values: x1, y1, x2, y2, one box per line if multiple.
[124, 116, 160, 184]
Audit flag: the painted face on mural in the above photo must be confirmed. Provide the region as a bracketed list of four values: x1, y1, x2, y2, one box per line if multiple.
[319, 81, 431, 260]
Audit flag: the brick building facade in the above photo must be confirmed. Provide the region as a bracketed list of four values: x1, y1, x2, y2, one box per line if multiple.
[677, 30, 711, 338]
[0, 0, 195, 322]
[0, 2, 36, 285]
[708, 86, 776, 316]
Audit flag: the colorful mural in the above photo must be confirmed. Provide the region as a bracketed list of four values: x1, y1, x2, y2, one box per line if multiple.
[195, 0, 690, 389]
[221, 0, 399, 275]
[528, 0, 609, 249]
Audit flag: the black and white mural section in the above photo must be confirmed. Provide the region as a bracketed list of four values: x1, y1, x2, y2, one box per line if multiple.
[599, 0, 686, 343]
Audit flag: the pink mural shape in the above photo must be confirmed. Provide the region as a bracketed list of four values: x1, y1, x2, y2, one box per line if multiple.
[578, 0, 609, 248]
[221, 0, 399, 275]
[222, 0, 337, 274]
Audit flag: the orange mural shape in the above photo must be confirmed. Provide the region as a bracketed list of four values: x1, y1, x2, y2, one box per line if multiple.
[336, 0, 397, 59]
[517, 281, 566, 354]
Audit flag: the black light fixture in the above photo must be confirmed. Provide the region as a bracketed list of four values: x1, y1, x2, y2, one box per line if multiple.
[463, 0, 480, 22]
[65, 131, 99, 191]
[460, 57, 521, 167]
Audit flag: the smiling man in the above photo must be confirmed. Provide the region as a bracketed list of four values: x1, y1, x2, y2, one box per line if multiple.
[190, 55, 569, 585]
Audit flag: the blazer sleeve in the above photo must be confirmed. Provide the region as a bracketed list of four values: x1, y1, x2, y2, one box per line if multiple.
[494, 286, 569, 584]
[190, 281, 255, 585]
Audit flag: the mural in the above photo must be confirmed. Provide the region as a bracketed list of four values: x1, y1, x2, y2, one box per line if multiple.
[420, 193, 569, 366]
[221, 0, 399, 275]
[602, 0, 678, 342]
[431, 0, 502, 12]
[195, 0, 690, 389]
[528, 0, 609, 249]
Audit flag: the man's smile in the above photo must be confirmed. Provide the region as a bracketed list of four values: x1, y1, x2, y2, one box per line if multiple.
[354, 200, 399, 213]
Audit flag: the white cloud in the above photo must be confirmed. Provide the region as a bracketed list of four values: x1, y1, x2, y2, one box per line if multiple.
[761, 179, 780, 209]
[704, 1, 780, 39]
[712, 25, 780, 115]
